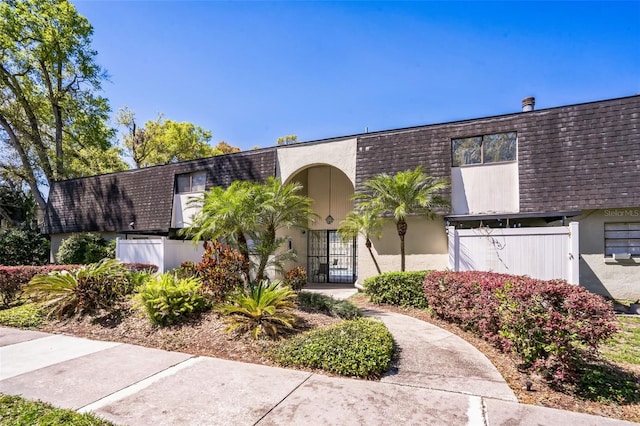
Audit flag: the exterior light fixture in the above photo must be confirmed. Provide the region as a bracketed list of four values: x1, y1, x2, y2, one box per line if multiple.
[325, 215, 334, 225]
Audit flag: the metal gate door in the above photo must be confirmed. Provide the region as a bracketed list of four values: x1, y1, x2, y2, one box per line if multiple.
[307, 230, 356, 284]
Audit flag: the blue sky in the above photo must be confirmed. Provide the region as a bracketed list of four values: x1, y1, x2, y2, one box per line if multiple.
[73, 1, 640, 151]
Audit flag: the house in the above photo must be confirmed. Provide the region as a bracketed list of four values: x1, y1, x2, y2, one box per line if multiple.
[44, 95, 640, 299]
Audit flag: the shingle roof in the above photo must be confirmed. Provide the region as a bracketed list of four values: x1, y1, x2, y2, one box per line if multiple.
[44, 149, 277, 234]
[356, 95, 640, 214]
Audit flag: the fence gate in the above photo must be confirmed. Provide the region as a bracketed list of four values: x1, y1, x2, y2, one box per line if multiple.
[307, 230, 356, 284]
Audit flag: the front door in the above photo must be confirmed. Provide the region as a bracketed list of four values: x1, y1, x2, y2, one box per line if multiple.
[307, 230, 356, 284]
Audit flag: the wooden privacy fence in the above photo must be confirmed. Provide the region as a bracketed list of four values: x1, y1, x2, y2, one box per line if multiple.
[115, 238, 204, 273]
[447, 222, 579, 284]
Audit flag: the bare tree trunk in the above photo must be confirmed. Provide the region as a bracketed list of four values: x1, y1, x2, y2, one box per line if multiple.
[397, 219, 408, 272]
[365, 238, 382, 274]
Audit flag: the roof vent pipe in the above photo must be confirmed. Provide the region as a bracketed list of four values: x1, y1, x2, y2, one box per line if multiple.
[522, 97, 535, 112]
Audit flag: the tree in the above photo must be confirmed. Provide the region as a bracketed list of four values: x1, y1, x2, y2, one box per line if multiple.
[355, 167, 449, 271]
[276, 135, 298, 146]
[184, 177, 315, 283]
[117, 108, 236, 168]
[338, 207, 384, 275]
[0, 0, 128, 216]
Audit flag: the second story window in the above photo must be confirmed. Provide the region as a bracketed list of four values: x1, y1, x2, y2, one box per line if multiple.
[176, 172, 206, 193]
[452, 131, 517, 166]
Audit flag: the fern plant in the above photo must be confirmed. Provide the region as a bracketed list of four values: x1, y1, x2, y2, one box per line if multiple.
[24, 258, 128, 318]
[136, 273, 208, 326]
[215, 280, 298, 339]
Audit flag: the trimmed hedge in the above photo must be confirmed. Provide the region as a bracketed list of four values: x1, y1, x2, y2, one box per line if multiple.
[364, 271, 429, 308]
[423, 271, 618, 383]
[273, 318, 394, 378]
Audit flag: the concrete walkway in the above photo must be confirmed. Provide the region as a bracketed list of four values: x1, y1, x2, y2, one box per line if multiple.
[0, 315, 635, 425]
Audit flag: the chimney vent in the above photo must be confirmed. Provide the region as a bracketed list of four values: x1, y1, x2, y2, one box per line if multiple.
[522, 97, 535, 112]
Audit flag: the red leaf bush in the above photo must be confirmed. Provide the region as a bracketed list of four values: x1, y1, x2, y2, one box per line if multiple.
[423, 271, 618, 384]
[0, 265, 80, 308]
[284, 266, 307, 292]
[195, 241, 246, 302]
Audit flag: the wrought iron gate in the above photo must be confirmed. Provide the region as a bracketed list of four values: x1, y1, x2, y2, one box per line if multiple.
[307, 230, 356, 284]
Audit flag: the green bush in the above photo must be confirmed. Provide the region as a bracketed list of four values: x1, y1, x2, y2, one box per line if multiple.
[273, 318, 394, 378]
[24, 259, 129, 318]
[56, 233, 114, 265]
[136, 273, 208, 326]
[215, 280, 298, 339]
[364, 271, 429, 308]
[297, 291, 362, 319]
[0, 226, 49, 266]
[0, 302, 44, 328]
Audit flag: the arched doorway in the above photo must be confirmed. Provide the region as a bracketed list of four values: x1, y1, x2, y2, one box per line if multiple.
[286, 165, 356, 284]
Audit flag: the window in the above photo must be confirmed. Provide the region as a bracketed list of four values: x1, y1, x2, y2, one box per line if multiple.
[605, 222, 640, 257]
[176, 172, 206, 193]
[452, 132, 517, 166]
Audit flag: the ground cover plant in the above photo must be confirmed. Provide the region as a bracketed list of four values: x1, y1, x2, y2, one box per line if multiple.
[364, 271, 429, 308]
[297, 291, 362, 319]
[0, 302, 43, 328]
[0, 393, 114, 426]
[273, 318, 394, 378]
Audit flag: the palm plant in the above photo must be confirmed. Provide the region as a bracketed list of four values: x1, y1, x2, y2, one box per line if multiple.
[338, 207, 384, 275]
[356, 166, 449, 271]
[24, 258, 128, 318]
[215, 280, 298, 339]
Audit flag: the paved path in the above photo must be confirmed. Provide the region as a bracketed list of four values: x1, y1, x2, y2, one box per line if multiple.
[0, 317, 635, 425]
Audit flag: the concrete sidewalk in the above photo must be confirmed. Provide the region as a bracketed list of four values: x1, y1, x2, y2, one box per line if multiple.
[0, 323, 635, 425]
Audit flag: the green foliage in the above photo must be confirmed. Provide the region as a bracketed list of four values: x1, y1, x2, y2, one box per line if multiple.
[0, 302, 44, 328]
[273, 318, 394, 378]
[0, 0, 126, 215]
[215, 280, 298, 339]
[355, 166, 449, 271]
[136, 273, 208, 326]
[338, 207, 384, 274]
[24, 259, 129, 318]
[364, 271, 429, 308]
[0, 226, 49, 266]
[284, 266, 307, 292]
[574, 360, 640, 405]
[195, 241, 246, 302]
[0, 265, 79, 308]
[0, 393, 114, 425]
[126, 270, 152, 292]
[297, 292, 362, 320]
[56, 233, 114, 265]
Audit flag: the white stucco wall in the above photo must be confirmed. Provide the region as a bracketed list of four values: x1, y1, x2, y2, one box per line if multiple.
[576, 209, 640, 300]
[357, 216, 449, 283]
[276, 138, 357, 187]
[171, 193, 204, 228]
[451, 162, 519, 215]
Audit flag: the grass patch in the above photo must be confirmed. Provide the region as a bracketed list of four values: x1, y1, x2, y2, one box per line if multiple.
[601, 316, 640, 365]
[574, 359, 640, 405]
[0, 302, 44, 328]
[0, 393, 114, 425]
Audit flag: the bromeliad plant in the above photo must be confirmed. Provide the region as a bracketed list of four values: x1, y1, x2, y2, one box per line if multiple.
[24, 258, 129, 319]
[215, 280, 298, 339]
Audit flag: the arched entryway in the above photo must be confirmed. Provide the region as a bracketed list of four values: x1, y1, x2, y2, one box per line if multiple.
[286, 165, 356, 284]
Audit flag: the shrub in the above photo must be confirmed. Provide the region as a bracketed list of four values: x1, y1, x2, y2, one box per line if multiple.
[423, 271, 619, 383]
[24, 259, 129, 318]
[56, 233, 114, 264]
[364, 271, 429, 308]
[196, 241, 246, 302]
[136, 273, 208, 326]
[0, 226, 49, 266]
[273, 318, 394, 378]
[0, 302, 44, 328]
[297, 291, 362, 320]
[0, 265, 80, 308]
[215, 280, 298, 339]
[122, 263, 158, 273]
[175, 261, 198, 279]
[284, 266, 307, 291]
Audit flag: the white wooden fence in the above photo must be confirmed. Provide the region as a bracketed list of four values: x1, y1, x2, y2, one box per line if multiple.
[447, 222, 579, 284]
[115, 238, 205, 273]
